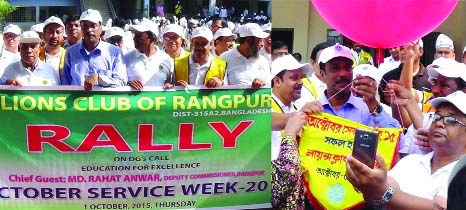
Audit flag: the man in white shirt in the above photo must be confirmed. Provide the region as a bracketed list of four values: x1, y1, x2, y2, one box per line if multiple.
[378, 47, 401, 76]
[174, 27, 226, 88]
[295, 42, 329, 108]
[212, 28, 236, 57]
[259, 23, 272, 63]
[0, 24, 21, 76]
[270, 54, 311, 160]
[125, 23, 173, 90]
[220, 23, 270, 88]
[40, 16, 66, 79]
[162, 24, 188, 59]
[346, 91, 466, 210]
[1, 31, 59, 86]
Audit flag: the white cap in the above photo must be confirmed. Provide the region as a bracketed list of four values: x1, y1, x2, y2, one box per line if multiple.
[80, 9, 103, 24]
[44, 16, 65, 29]
[430, 91, 466, 115]
[271, 54, 311, 79]
[261, 23, 271, 32]
[463, 45, 466, 54]
[238, 23, 269, 38]
[191, 26, 213, 42]
[449, 155, 466, 185]
[162, 24, 184, 37]
[30, 23, 44, 33]
[353, 64, 380, 82]
[19, 31, 41, 44]
[130, 22, 159, 37]
[427, 57, 466, 83]
[436, 34, 454, 50]
[3, 24, 21, 35]
[318, 43, 353, 64]
[213, 28, 237, 40]
[104, 27, 125, 40]
[415, 38, 423, 48]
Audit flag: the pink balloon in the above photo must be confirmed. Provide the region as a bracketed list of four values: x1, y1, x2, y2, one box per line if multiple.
[311, 0, 458, 48]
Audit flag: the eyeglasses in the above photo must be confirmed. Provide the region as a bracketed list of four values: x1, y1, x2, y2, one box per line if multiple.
[429, 113, 466, 127]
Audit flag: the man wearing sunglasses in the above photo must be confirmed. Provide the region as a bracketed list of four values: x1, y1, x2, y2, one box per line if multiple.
[346, 90, 466, 210]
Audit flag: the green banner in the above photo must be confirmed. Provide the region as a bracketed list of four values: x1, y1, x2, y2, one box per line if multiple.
[0, 87, 271, 210]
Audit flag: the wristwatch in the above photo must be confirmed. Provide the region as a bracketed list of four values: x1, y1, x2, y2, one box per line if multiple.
[370, 104, 383, 116]
[372, 185, 395, 206]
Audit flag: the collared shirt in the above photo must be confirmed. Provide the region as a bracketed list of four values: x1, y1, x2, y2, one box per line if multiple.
[1, 60, 59, 86]
[0, 48, 20, 78]
[295, 73, 327, 109]
[188, 53, 212, 85]
[125, 46, 173, 86]
[399, 113, 432, 155]
[271, 93, 298, 160]
[388, 152, 457, 199]
[220, 47, 270, 85]
[45, 47, 63, 73]
[62, 40, 127, 87]
[317, 92, 401, 128]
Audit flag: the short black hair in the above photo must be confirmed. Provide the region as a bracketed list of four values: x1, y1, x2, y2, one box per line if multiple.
[272, 40, 288, 52]
[211, 17, 228, 28]
[456, 78, 466, 90]
[65, 15, 80, 26]
[113, 17, 126, 29]
[310, 42, 331, 61]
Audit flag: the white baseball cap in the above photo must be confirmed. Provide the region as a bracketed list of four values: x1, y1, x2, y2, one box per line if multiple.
[353, 64, 380, 82]
[30, 23, 44, 33]
[318, 43, 353, 64]
[238, 23, 269, 38]
[261, 23, 271, 32]
[104, 27, 125, 40]
[191, 26, 213, 42]
[80, 9, 103, 24]
[130, 23, 159, 38]
[213, 28, 237, 40]
[436, 34, 454, 50]
[19, 31, 41, 44]
[271, 54, 311, 79]
[430, 90, 466, 115]
[463, 45, 466, 54]
[4, 24, 21, 35]
[427, 57, 466, 83]
[44, 16, 65, 30]
[162, 24, 184, 37]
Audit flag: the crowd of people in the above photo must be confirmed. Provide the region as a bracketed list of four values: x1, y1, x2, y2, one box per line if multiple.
[271, 31, 466, 209]
[0, 8, 272, 90]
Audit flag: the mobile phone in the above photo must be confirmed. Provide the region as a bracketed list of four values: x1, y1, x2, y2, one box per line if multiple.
[352, 128, 379, 168]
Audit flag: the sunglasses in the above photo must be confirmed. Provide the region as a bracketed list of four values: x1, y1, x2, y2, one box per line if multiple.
[430, 113, 466, 127]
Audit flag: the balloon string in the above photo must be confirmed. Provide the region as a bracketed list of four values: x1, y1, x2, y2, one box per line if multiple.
[326, 79, 356, 102]
[380, 78, 406, 131]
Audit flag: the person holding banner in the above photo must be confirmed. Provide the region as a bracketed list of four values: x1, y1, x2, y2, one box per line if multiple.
[1, 31, 59, 86]
[272, 111, 308, 210]
[270, 54, 311, 160]
[125, 22, 173, 90]
[301, 43, 400, 128]
[61, 9, 127, 91]
[346, 90, 466, 210]
[173, 26, 226, 88]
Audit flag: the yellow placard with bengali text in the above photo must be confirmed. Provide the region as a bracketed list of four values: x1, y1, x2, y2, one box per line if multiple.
[299, 113, 402, 210]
